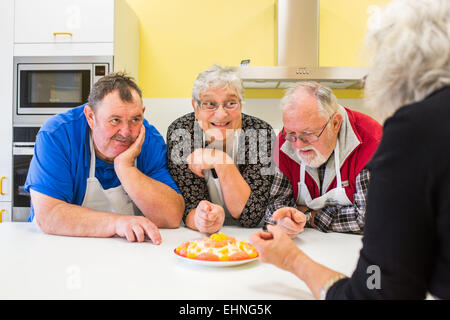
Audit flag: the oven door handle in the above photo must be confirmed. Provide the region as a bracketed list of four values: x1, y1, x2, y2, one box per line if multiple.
[13, 146, 35, 156]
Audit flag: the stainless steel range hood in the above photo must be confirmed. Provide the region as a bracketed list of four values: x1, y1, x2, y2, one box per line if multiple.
[237, 0, 368, 89]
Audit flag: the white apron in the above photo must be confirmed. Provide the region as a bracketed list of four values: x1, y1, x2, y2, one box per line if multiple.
[297, 140, 352, 210]
[81, 134, 136, 215]
[203, 131, 239, 225]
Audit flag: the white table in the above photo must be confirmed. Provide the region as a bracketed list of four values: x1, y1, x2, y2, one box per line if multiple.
[0, 223, 362, 299]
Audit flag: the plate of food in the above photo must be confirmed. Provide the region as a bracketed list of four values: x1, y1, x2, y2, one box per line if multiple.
[174, 232, 259, 267]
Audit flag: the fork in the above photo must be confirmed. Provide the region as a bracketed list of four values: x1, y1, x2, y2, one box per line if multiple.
[262, 217, 277, 232]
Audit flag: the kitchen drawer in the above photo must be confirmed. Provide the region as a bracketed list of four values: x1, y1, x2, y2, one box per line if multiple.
[0, 202, 12, 223]
[14, 0, 114, 44]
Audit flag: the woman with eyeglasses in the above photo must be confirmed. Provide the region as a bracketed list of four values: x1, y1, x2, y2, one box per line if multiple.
[166, 64, 275, 233]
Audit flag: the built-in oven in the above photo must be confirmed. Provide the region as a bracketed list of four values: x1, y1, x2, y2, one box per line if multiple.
[12, 56, 112, 221]
[12, 127, 40, 222]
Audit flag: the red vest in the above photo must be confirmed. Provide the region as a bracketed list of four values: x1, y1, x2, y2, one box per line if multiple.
[274, 108, 382, 203]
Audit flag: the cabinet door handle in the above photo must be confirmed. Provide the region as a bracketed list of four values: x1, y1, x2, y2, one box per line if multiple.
[0, 176, 5, 195]
[0, 209, 5, 223]
[53, 32, 73, 37]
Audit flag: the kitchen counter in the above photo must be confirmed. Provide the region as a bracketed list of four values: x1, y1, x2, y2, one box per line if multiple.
[0, 223, 362, 299]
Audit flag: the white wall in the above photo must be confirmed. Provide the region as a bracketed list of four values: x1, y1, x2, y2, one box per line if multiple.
[144, 98, 372, 140]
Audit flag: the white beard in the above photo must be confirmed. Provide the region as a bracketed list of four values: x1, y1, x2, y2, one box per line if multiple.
[296, 146, 328, 168]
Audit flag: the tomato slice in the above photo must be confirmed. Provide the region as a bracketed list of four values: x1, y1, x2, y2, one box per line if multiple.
[195, 252, 220, 261]
[178, 247, 188, 257]
[229, 251, 249, 261]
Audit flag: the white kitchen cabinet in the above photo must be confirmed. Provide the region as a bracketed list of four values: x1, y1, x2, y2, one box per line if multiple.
[14, 0, 114, 44]
[0, 0, 14, 220]
[13, 0, 139, 81]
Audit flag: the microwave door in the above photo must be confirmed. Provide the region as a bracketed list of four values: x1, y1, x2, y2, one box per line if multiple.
[17, 63, 92, 115]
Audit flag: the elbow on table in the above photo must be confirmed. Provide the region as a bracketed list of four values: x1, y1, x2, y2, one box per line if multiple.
[30, 189, 66, 235]
[159, 212, 183, 229]
[161, 195, 185, 229]
[165, 218, 182, 229]
[34, 210, 57, 235]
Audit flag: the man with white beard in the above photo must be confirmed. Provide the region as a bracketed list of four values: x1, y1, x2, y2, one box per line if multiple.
[265, 82, 382, 236]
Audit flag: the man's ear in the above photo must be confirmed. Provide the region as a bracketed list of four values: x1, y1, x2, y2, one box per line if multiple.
[84, 105, 95, 130]
[332, 113, 343, 134]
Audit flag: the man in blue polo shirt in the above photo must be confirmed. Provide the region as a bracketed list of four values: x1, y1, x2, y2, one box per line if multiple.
[25, 72, 185, 243]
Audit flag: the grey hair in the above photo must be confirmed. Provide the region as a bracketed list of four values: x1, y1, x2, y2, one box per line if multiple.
[364, 0, 450, 121]
[280, 81, 338, 118]
[88, 72, 142, 112]
[192, 64, 245, 105]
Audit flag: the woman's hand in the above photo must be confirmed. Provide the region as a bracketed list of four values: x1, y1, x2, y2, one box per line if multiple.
[250, 225, 304, 273]
[186, 148, 233, 177]
[194, 200, 225, 234]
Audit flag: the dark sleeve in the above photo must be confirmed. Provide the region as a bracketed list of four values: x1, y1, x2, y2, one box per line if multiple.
[237, 125, 275, 227]
[264, 166, 296, 222]
[166, 117, 210, 222]
[327, 107, 434, 299]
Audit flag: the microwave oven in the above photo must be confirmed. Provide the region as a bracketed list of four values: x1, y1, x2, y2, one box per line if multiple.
[13, 56, 113, 126]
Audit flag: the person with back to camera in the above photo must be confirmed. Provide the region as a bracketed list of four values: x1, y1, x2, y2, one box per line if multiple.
[251, 0, 450, 299]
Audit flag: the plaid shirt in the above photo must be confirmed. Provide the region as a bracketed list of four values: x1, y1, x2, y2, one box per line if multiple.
[265, 165, 370, 234]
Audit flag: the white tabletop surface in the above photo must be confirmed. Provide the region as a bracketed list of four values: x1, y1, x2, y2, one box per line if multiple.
[0, 222, 363, 300]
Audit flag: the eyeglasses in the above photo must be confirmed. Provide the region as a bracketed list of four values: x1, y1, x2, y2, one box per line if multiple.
[281, 113, 335, 144]
[198, 100, 241, 112]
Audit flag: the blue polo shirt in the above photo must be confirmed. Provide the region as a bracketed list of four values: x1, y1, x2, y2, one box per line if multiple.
[25, 104, 180, 222]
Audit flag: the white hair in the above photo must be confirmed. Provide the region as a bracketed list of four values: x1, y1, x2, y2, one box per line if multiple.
[192, 64, 245, 105]
[280, 81, 339, 119]
[364, 0, 450, 121]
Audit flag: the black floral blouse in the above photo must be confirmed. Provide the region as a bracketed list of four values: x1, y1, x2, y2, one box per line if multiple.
[166, 112, 275, 227]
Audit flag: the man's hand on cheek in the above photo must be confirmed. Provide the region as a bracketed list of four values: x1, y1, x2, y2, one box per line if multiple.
[114, 125, 145, 169]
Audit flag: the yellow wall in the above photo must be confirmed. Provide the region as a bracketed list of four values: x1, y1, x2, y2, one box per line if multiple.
[125, 0, 275, 98]
[320, 0, 391, 66]
[126, 0, 390, 99]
